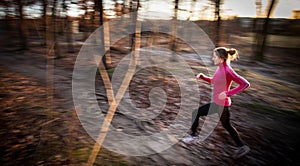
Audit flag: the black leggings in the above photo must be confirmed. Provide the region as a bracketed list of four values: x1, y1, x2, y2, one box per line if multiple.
[191, 103, 244, 147]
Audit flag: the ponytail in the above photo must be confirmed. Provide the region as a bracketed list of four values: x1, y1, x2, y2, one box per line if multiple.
[227, 48, 239, 60]
[214, 47, 239, 61]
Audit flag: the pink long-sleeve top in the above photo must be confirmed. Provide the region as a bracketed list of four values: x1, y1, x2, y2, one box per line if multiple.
[200, 62, 250, 106]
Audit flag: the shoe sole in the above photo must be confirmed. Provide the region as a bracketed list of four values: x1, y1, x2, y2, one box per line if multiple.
[181, 139, 194, 143]
[180, 138, 197, 144]
[233, 148, 250, 159]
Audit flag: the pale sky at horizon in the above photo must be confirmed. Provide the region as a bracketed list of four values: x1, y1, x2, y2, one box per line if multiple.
[138, 0, 300, 20]
[222, 0, 300, 18]
[1, 0, 299, 19]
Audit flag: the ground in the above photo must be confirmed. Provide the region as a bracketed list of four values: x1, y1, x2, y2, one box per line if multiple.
[0, 29, 300, 166]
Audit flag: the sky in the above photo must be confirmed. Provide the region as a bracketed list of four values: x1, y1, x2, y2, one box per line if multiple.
[138, 0, 300, 20]
[1, 0, 300, 20]
[222, 0, 300, 18]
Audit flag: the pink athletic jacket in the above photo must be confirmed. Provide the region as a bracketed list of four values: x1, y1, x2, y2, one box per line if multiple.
[200, 62, 250, 106]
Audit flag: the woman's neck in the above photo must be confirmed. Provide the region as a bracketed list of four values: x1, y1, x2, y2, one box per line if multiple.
[225, 60, 231, 65]
[218, 59, 231, 67]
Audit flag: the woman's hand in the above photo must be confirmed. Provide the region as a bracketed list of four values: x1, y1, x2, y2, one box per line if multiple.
[195, 73, 203, 79]
[218, 91, 227, 100]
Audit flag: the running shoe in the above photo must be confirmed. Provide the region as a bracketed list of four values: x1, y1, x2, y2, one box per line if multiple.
[181, 135, 197, 143]
[233, 145, 250, 159]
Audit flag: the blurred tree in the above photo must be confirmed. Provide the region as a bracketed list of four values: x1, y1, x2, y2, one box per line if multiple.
[97, 0, 109, 67]
[95, 0, 103, 25]
[130, 0, 140, 52]
[292, 9, 300, 19]
[170, 0, 179, 52]
[0, 0, 12, 19]
[253, 0, 262, 34]
[130, 0, 140, 66]
[0, 1, 13, 49]
[187, 0, 197, 21]
[209, 0, 223, 47]
[92, 0, 102, 26]
[78, 0, 90, 39]
[62, 0, 75, 53]
[255, 0, 263, 17]
[50, 0, 61, 57]
[255, 0, 278, 60]
[14, 0, 36, 50]
[41, 0, 48, 46]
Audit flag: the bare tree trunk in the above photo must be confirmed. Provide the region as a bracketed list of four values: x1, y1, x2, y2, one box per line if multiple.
[130, 0, 140, 65]
[66, 16, 75, 53]
[51, 0, 60, 58]
[62, 0, 74, 53]
[2, 3, 11, 48]
[97, 0, 108, 68]
[187, 0, 196, 21]
[214, 0, 222, 47]
[98, 0, 103, 25]
[42, 0, 47, 46]
[17, 0, 28, 50]
[81, 0, 89, 40]
[255, 0, 278, 60]
[170, 0, 179, 52]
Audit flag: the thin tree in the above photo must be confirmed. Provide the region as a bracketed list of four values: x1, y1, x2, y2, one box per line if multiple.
[95, 0, 108, 67]
[255, 0, 263, 17]
[62, 0, 75, 53]
[253, 0, 262, 36]
[209, 0, 223, 47]
[0, 0, 11, 19]
[41, 0, 48, 46]
[170, 0, 179, 52]
[214, 0, 222, 47]
[15, 0, 36, 50]
[50, 0, 61, 57]
[78, 0, 89, 39]
[130, 0, 140, 65]
[0, 0, 12, 48]
[255, 0, 278, 60]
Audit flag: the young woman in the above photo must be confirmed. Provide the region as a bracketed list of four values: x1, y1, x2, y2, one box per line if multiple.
[182, 47, 250, 159]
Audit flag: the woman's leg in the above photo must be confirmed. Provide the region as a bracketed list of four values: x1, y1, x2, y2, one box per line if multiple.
[190, 103, 211, 136]
[220, 107, 244, 147]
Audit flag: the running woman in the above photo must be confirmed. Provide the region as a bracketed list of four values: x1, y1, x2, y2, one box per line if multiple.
[181, 47, 251, 159]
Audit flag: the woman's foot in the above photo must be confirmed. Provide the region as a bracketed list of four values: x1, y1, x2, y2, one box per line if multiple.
[181, 135, 198, 143]
[233, 145, 250, 159]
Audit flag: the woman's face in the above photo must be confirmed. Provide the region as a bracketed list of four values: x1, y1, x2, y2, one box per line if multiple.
[212, 52, 223, 65]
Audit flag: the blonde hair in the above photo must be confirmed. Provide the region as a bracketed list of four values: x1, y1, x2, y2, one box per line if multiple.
[214, 47, 239, 61]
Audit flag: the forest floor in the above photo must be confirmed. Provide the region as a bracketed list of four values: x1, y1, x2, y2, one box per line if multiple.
[0, 30, 300, 166]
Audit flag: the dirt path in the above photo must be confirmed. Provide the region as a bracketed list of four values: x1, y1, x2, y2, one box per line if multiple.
[1, 37, 300, 165]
